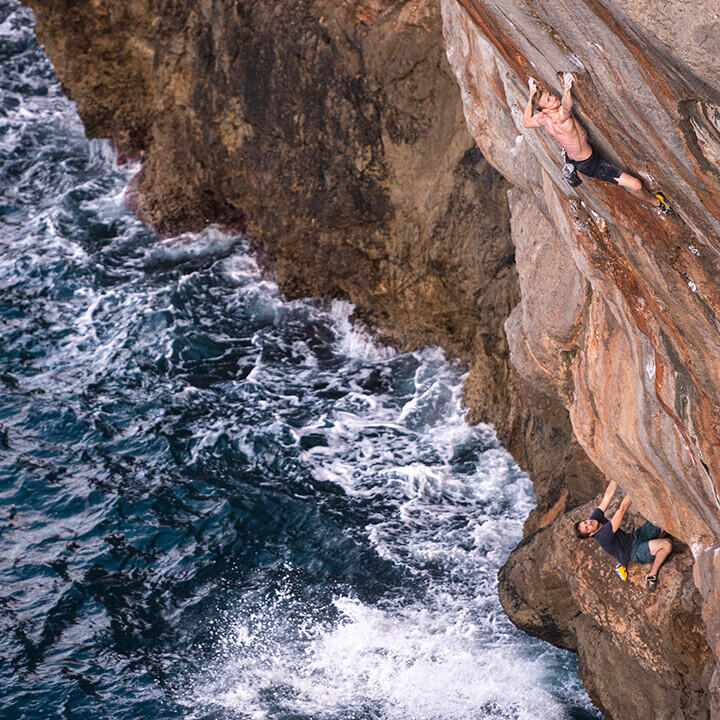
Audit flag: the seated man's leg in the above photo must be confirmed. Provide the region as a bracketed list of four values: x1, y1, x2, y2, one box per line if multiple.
[635, 521, 661, 544]
[647, 537, 672, 578]
[631, 524, 670, 566]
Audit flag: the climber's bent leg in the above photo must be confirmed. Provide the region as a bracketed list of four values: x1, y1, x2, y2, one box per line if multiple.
[616, 172, 657, 205]
[572, 146, 675, 214]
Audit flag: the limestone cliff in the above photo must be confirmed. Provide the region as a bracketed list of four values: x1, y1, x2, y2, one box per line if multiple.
[24, 0, 720, 717]
[441, 0, 720, 717]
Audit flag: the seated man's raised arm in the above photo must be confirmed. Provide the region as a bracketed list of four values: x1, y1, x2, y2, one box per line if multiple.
[610, 495, 632, 533]
[598, 480, 617, 513]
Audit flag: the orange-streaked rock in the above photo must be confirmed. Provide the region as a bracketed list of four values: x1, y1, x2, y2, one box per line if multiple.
[443, 0, 720, 716]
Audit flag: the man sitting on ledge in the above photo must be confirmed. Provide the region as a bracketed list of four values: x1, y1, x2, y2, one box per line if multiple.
[575, 480, 672, 591]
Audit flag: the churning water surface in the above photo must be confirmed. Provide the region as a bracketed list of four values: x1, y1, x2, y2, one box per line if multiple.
[0, 3, 602, 719]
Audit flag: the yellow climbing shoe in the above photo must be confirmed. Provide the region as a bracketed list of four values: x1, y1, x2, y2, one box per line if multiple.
[615, 564, 628, 582]
[654, 192, 675, 216]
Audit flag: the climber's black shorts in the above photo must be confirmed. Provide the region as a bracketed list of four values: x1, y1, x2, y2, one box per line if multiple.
[572, 147, 622, 185]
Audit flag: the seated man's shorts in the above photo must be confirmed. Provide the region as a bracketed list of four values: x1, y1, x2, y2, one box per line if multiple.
[573, 146, 622, 185]
[630, 521, 662, 563]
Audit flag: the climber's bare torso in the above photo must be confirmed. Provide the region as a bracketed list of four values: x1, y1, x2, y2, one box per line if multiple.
[538, 112, 590, 162]
[522, 74, 591, 161]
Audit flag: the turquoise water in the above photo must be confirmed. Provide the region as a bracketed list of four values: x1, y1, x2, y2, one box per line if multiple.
[0, 3, 601, 718]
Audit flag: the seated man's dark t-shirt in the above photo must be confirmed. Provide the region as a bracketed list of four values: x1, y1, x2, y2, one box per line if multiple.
[590, 507, 632, 566]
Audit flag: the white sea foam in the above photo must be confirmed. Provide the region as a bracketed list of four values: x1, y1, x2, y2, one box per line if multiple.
[328, 299, 396, 361]
[184, 307, 597, 719]
[142, 227, 241, 270]
[188, 578, 578, 720]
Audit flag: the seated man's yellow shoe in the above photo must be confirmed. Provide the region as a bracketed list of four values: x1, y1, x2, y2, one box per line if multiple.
[615, 564, 628, 582]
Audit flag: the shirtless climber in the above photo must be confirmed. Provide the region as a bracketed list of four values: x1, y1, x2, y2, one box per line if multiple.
[523, 72, 674, 215]
[575, 480, 672, 591]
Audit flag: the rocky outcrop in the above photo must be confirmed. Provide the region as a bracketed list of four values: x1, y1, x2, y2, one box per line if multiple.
[499, 499, 713, 720]
[441, 0, 720, 716]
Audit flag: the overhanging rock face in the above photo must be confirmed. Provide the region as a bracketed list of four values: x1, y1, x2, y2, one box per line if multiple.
[442, 0, 720, 717]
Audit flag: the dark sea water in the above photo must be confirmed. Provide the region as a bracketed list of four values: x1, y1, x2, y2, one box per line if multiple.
[0, 3, 602, 719]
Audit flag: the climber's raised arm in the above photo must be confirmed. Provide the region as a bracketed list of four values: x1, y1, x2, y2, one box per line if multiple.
[558, 72, 574, 120]
[523, 77, 545, 128]
[610, 494, 632, 533]
[597, 480, 617, 514]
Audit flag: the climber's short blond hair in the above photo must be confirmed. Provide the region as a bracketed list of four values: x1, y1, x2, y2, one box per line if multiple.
[531, 85, 545, 114]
